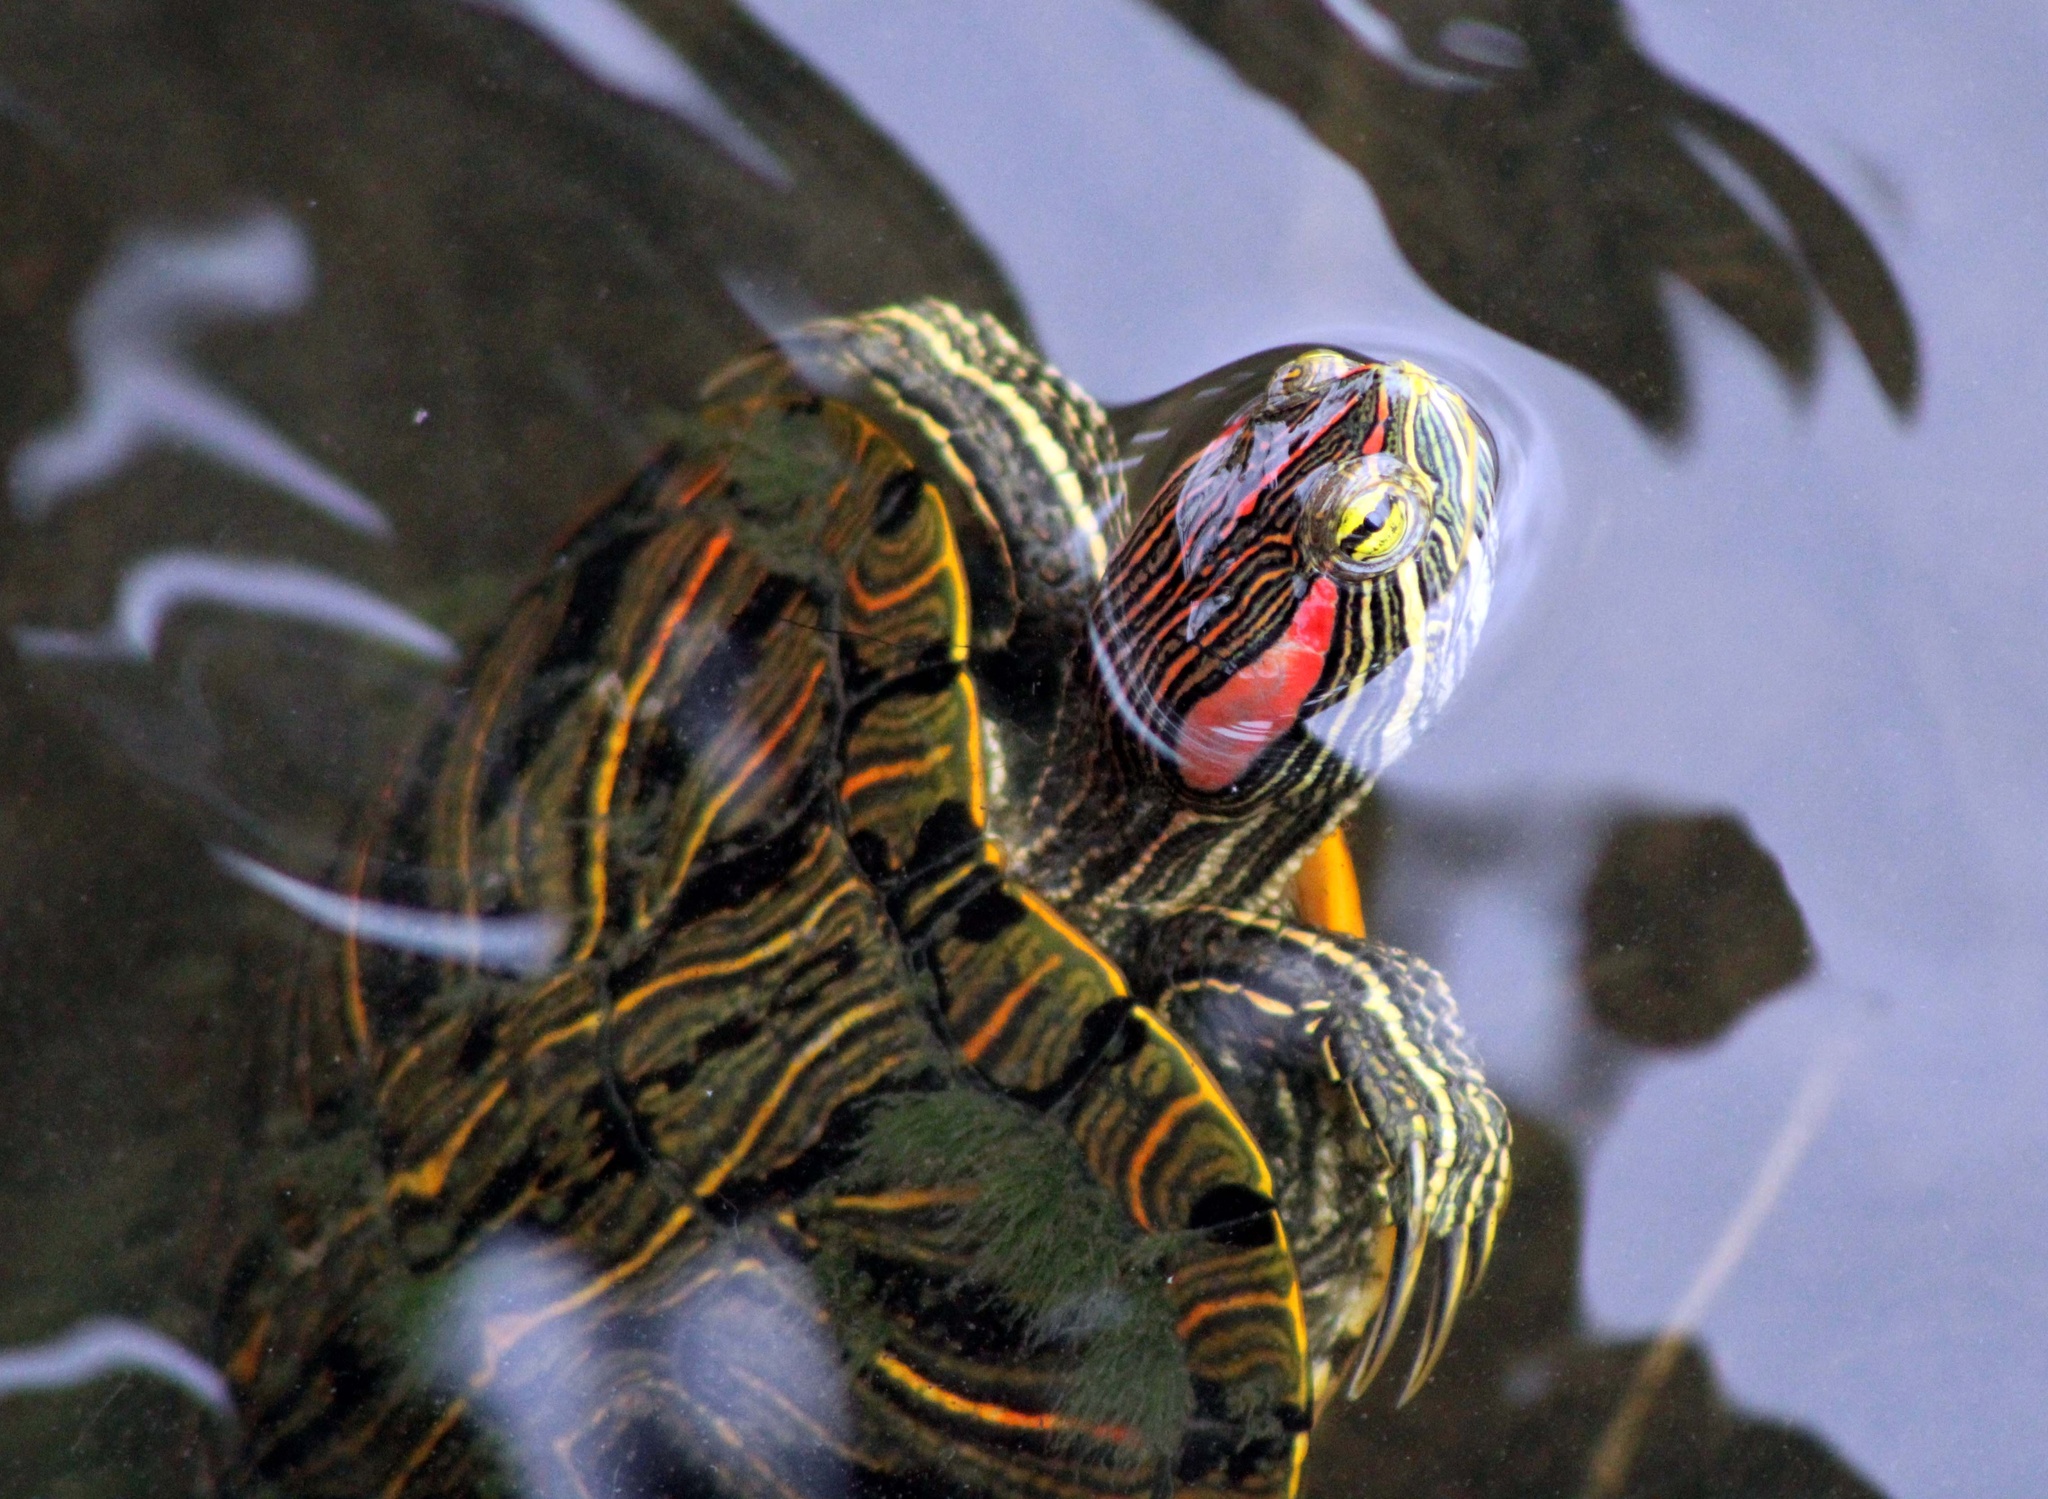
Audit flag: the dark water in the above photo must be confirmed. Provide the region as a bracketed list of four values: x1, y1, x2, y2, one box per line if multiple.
[0, 3, 2039, 1497]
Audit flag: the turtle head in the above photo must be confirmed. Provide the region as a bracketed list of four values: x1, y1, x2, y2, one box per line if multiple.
[1089, 350, 1499, 804]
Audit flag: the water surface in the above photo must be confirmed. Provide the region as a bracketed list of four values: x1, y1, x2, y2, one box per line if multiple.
[2, 3, 2041, 1497]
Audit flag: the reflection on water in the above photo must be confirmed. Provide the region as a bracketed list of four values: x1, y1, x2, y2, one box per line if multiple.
[466, 0, 792, 186]
[7, 0, 2036, 1497]
[0, 1319, 230, 1417]
[11, 551, 456, 664]
[209, 850, 568, 976]
[11, 210, 388, 536]
[428, 1232, 851, 1499]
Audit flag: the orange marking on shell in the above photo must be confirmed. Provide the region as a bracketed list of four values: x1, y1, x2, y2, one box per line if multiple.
[846, 551, 951, 615]
[1176, 1288, 1294, 1340]
[224, 1311, 272, 1389]
[1124, 1090, 1207, 1231]
[378, 1397, 469, 1499]
[840, 742, 953, 801]
[870, 1351, 1137, 1444]
[958, 953, 1064, 1063]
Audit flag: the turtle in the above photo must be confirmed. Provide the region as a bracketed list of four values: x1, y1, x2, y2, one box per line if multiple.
[215, 299, 1511, 1499]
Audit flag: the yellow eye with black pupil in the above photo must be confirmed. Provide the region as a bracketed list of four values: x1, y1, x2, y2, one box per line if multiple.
[1300, 453, 1435, 579]
[1342, 488, 1409, 561]
[1265, 349, 1357, 402]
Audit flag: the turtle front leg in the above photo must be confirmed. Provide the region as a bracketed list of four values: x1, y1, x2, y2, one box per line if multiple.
[1128, 908, 1511, 1413]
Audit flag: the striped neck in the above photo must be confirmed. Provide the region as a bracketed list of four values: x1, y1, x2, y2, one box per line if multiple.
[1017, 641, 1370, 945]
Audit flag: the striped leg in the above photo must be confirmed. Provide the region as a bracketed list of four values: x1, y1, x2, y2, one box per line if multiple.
[710, 298, 1125, 803]
[714, 298, 1126, 657]
[1132, 908, 1511, 1413]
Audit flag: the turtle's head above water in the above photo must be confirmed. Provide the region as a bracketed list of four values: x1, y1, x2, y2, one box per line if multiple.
[1088, 349, 1500, 803]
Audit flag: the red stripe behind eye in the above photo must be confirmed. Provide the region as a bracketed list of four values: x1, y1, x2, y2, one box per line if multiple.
[1172, 576, 1337, 792]
[1363, 379, 1389, 453]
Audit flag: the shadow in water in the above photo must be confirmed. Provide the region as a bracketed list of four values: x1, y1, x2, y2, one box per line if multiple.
[1305, 799, 1882, 1498]
[1146, 0, 1919, 429]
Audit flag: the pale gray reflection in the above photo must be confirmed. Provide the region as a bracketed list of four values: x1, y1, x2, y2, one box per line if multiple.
[440, 1235, 603, 1499]
[465, 0, 791, 185]
[1436, 18, 1528, 70]
[439, 1231, 849, 1499]
[1670, 121, 1802, 260]
[210, 848, 567, 977]
[0, 1316, 231, 1416]
[11, 551, 456, 664]
[8, 208, 389, 536]
[666, 1235, 851, 1499]
[1321, 0, 1488, 90]
[718, 265, 830, 341]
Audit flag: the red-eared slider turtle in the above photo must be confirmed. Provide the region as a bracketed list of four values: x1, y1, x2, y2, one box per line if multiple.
[218, 301, 1510, 1499]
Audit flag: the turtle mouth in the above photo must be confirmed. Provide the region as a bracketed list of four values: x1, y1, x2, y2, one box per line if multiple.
[1087, 572, 1338, 798]
[1167, 574, 1338, 793]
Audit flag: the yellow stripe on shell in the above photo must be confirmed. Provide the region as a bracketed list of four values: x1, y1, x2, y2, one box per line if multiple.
[378, 1397, 469, 1499]
[576, 530, 733, 960]
[385, 1078, 509, 1201]
[692, 995, 903, 1198]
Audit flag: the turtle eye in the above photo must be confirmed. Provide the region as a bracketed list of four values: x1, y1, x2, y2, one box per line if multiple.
[1265, 349, 1358, 404]
[1299, 454, 1435, 580]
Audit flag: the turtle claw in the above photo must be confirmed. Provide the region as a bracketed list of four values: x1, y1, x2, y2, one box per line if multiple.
[1396, 1226, 1470, 1406]
[1468, 1156, 1509, 1293]
[1346, 1140, 1429, 1398]
[1320, 945, 1513, 1404]
[1404, 1116, 1512, 1402]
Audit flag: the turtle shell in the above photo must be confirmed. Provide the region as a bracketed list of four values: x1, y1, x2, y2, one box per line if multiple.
[220, 309, 1320, 1499]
